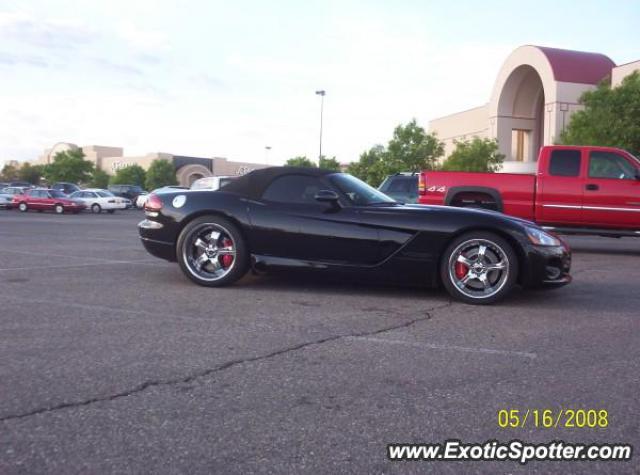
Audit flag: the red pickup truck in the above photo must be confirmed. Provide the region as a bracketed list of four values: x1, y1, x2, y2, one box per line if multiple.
[419, 145, 640, 237]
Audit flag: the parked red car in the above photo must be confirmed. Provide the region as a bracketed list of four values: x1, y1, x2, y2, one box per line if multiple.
[418, 145, 640, 237]
[13, 189, 86, 214]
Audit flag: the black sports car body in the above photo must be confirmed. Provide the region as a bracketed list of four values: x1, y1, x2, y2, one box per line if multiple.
[138, 167, 571, 304]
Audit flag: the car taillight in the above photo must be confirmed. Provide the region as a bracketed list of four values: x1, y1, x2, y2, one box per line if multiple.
[144, 193, 163, 211]
[418, 174, 426, 195]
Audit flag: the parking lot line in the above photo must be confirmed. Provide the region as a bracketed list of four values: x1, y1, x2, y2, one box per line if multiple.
[0, 259, 167, 272]
[0, 249, 138, 264]
[348, 336, 537, 359]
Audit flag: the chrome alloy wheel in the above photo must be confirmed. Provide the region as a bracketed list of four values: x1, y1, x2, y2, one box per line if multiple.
[447, 238, 510, 300]
[183, 223, 237, 282]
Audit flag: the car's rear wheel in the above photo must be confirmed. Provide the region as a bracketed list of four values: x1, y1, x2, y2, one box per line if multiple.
[18, 202, 28, 212]
[177, 215, 249, 287]
[91, 203, 101, 213]
[54, 204, 64, 214]
[440, 231, 518, 304]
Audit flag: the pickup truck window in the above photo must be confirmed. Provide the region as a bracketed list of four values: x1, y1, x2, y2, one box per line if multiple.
[549, 150, 581, 177]
[589, 151, 636, 180]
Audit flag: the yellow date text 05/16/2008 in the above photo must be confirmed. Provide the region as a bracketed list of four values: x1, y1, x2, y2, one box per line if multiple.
[497, 409, 609, 429]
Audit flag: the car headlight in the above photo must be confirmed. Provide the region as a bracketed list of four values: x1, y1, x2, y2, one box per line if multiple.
[526, 226, 561, 246]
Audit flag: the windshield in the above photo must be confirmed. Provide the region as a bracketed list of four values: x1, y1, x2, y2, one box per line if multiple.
[329, 173, 396, 206]
[191, 177, 214, 189]
[219, 178, 235, 188]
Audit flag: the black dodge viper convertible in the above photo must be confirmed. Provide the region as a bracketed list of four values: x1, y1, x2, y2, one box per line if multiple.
[138, 167, 571, 304]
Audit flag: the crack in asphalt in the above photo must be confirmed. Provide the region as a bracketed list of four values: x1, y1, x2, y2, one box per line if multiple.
[0, 301, 452, 423]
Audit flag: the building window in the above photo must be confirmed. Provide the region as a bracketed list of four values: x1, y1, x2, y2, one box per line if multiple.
[511, 129, 527, 161]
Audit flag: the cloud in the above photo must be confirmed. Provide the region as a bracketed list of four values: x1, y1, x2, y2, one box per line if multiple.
[0, 11, 98, 51]
[92, 57, 144, 77]
[0, 52, 50, 68]
[190, 73, 226, 89]
[115, 21, 168, 52]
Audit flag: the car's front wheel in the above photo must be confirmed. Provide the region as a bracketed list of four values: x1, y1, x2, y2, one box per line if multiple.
[177, 215, 249, 287]
[54, 204, 64, 214]
[18, 202, 28, 212]
[440, 231, 518, 304]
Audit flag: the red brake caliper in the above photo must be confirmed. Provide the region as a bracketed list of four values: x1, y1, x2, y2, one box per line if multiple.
[220, 238, 234, 268]
[454, 259, 468, 279]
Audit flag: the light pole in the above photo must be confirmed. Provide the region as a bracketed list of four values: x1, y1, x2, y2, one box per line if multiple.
[315, 90, 325, 165]
[264, 146, 272, 164]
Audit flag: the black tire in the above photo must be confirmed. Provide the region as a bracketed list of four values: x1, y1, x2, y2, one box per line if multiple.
[176, 215, 249, 287]
[91, 203, 102, 214]
[440, 231, 518, 305]
[18, 202, 28, 212]
[54, 204, 64, 214]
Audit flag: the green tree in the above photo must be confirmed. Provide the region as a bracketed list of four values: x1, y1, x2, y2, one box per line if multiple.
[347, 119, 445, 187]
[43, 149, 94, 184]
[90, 169, 110, 189]
[318, 155, 341, 171]
[441, 137, 505, 172]
[386, 119, 444, 172]
[347, 145, 389, 186]
[145, 159, 177, 190]
[560, 72, 640, 156]
[1, 163, 19, 181]
[109, 164, 147, 188]
[17, 163, 43, 185]
[285, 156, 316, 167]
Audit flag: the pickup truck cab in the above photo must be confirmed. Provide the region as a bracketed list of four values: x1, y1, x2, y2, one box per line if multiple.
[419, 145, 640, 237]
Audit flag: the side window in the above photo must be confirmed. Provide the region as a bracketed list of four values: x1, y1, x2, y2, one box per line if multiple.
[262, 175, 326, 204]
[549, 150, 581, 177]
[589, 151, 636, 180]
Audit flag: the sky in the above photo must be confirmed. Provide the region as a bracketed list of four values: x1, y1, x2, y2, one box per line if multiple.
[0, 0, 638, 168]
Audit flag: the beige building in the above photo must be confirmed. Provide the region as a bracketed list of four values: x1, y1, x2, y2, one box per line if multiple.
[430, 45, 640, 173]
[36, 143, 270, 186]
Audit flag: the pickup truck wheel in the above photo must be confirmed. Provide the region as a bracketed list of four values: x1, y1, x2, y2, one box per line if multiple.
[177, 215, 249, 287]
[441, 232, 518, 304]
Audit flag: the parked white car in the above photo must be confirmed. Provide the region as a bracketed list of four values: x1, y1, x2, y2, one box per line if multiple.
[69, 189, 128, 213]
[190, 176, 237, 191]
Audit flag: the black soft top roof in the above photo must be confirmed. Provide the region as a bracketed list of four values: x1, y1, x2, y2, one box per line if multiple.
[222, 166, 337, 199]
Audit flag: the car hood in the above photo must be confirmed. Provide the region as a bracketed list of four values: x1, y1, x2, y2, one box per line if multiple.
[384, 203, 538, 228]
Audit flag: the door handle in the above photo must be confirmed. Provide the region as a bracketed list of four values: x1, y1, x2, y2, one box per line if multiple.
[585, 184, 599, 191]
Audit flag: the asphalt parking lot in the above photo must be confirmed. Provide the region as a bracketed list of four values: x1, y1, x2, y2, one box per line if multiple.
[1, 210, 639, 474]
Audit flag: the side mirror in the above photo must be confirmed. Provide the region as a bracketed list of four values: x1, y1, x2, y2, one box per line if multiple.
[314, 189, 340, 204]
